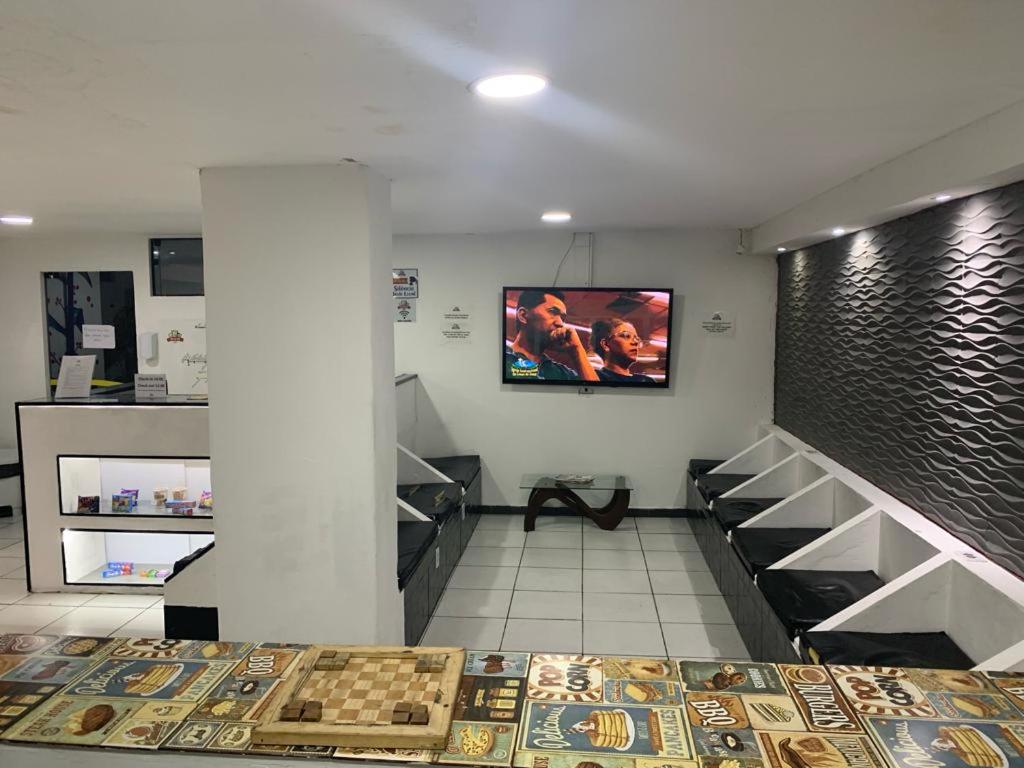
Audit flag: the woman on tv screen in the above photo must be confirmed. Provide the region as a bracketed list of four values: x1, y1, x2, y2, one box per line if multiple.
[590, 318, 656, 384]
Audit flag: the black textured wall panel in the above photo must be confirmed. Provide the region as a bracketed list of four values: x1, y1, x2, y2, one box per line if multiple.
[775, 180, 1024, 578]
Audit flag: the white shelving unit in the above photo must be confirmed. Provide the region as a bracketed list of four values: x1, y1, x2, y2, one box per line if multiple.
[707, 423, 1024, 671]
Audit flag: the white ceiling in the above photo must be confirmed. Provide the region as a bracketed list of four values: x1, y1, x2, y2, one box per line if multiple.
[3, 0, 1024, 236]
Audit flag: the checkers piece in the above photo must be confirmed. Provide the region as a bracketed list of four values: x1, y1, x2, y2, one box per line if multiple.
[410, 704, 429, 725]
[280, 707, 302, 722]
[391, 710, 411, 725]
[320, 650, 337, 659]
[393, 702, 412, 713]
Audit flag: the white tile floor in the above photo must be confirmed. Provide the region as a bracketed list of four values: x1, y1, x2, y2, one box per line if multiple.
[0, 510, 746, 659]
[422, 513, 750, 660]
[0, 513, 165, 639]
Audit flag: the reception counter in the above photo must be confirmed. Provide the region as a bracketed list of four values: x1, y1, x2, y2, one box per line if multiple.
[2, 632, 1024, 768]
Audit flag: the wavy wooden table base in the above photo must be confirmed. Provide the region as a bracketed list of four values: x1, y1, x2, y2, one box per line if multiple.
[523, 484, 631, 531]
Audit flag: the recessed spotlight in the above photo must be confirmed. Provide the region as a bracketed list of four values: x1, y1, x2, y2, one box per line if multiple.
[777, 246, 787, 253]
[541, 210, 572, 223]
[471, 73, 548, 99]
[934, 193, 952, 202]
[831, 227, 846, 237]
[0, 215, 33, 226]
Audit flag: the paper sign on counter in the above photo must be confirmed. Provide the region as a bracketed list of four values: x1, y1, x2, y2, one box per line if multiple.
[55, 355, 96, 399]
[134, 373, 169, 400]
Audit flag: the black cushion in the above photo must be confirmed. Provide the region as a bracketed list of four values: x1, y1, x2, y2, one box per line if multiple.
[397, 482, 460, 524]
[397, 521, 437, 589]
[424, 455, 481, 489]
[696, 473, 754, 503]
[801, 631, 975, 669]
[713, 498, 784, 531]
[759, 569, 886, 638]
[732, 527, 829, 575]
[688, 459, 723, 481]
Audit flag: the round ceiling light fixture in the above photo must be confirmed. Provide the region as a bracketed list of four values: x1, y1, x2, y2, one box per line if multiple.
[777, 246, 787, 252]
[831, 227, 846, 237]
[0, 214, 33, 226]
[541, 210, 572, 223]
[471, 73, 548, 99]
[933, 193, 952, 202]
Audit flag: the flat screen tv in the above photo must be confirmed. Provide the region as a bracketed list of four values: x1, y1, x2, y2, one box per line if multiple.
[502, 287, 673, 388]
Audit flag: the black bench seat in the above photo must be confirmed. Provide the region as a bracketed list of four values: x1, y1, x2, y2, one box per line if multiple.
[732, 527, 829, 576]
[397, 520, 438, 590]
[397, 482, 460, 524]
[688, 458, 724, 480]
[758, 569, 886, 638]
[424, 454, 480, 489]
[801, 630, 975, 669]
[696, 473, 755, 503]
[713, 498, 783, 531]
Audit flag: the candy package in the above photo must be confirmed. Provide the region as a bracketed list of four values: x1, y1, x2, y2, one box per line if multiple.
[76, 495, 100, 514]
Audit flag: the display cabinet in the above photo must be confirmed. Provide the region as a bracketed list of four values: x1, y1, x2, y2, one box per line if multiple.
[17, 396, 213, 593]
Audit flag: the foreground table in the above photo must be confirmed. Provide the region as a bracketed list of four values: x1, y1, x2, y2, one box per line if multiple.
[2, 632, 1023, 768]
[521, 473, 633, 531]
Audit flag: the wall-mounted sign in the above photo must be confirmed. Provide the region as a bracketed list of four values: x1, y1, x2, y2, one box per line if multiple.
[392, 268, 419, 298]
[81, 324, 115, 349]
[395, 298, 417, 323]
[701, 311, 735, 337]
[441, 304, 472, 344]
[441, 321, 472, 344]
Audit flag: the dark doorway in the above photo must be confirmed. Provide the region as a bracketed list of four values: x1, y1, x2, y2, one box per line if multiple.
[43, 271, 138, 392]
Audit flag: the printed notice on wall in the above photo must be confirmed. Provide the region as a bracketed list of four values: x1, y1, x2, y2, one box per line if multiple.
[81, 324, 116, 349]
[392, 268, 419, 298]
[440, 303, 472, 344]
[701, 311, 735, 336]
[440, 321, 472, 344]
[395, 298, 417, 322]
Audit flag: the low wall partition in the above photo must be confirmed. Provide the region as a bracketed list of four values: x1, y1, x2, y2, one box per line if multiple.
[690, 426, 1024, 672]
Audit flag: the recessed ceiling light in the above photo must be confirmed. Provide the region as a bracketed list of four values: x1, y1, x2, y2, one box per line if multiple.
[471, 73, 548, 99]
[934, 193, 952, 202]
[831, 227, 846, 237]
[777, 246, 787, 252]
[541, 210, 572, 223]
[0, 215, 33, 226]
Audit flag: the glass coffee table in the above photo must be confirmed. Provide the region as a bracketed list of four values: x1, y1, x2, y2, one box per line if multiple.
[520, 474, 633, 531]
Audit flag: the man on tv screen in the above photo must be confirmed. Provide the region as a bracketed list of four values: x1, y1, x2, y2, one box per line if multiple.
[505, 289, 599, 381]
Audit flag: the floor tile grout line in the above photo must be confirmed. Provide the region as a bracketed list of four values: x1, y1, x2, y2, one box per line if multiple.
[497, 533, 528, 653]
[638, 520, 671, 659]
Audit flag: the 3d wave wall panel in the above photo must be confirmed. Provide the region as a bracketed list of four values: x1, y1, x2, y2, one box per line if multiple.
[774, 179, 1024, 578]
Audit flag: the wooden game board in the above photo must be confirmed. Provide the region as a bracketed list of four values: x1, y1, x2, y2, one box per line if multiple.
[252, 645, 464, 748]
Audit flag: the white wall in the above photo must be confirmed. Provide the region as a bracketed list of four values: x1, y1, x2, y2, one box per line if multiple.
[0, 233, 204, 447]
[393, 229, 777, 508]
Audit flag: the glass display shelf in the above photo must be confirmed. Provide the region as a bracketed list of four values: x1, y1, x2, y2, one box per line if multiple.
[62, 529, 214, 588]
[62, 499, 213, 519]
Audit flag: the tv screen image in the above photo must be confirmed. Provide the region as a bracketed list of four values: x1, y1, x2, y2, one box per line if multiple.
[502, 287, 673, 388]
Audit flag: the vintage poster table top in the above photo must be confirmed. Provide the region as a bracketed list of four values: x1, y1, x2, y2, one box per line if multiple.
[0, 634, 1023, 768]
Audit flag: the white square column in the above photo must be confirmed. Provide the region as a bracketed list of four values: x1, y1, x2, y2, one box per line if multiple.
[200, 164, 400, 643]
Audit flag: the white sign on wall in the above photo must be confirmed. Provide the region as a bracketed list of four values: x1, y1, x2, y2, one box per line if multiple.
[392, 268, 419, 298]
[440, 304, 472, 344]
[160, 318, 208, 396]
[81, 324, 115, 349]
[395, 298, 417, 322]
[701, 311, 735, 337]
